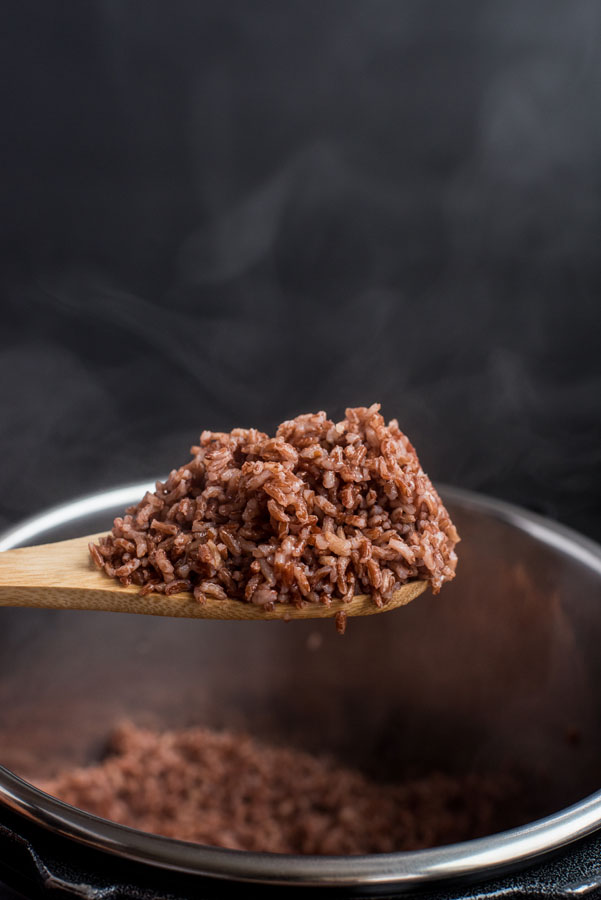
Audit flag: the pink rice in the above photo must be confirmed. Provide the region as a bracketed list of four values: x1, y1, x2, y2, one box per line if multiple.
[90, 405, 459, 612]
[38, 723, 519, 854]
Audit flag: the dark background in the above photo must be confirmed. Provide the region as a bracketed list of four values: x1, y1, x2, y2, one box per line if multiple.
[1, 0, 600, 540]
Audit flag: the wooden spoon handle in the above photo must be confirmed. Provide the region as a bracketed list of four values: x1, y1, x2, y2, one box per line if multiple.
[0, 534, 427, 620]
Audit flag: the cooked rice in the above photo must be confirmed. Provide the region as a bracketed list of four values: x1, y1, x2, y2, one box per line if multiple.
[38, 723, 519, 854]
[90, 405, 459, 610]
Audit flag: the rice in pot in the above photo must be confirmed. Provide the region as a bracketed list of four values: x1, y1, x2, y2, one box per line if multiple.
[38, 723, 519, 854]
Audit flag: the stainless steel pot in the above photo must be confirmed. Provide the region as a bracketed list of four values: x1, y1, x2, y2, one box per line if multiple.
[1, 484, 601, 897]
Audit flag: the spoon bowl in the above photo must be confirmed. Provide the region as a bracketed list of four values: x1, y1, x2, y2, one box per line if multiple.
[0, 533, 427, 620]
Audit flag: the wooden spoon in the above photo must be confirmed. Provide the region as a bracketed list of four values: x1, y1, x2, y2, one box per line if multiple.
[0, 534, 427, 621]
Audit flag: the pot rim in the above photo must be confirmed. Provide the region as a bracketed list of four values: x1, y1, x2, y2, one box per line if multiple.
[1, 482, 601, 890]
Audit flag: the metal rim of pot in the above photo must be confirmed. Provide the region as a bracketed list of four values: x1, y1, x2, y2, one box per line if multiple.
[1, 482, 601, 891]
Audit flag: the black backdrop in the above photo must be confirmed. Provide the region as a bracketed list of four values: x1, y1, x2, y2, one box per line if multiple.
[1, 0, 600, 540]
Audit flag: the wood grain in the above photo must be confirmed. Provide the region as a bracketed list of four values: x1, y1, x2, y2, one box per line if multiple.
[0, 533, 428, 620]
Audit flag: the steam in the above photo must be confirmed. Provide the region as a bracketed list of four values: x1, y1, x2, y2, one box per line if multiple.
[1, 0, 600, 541]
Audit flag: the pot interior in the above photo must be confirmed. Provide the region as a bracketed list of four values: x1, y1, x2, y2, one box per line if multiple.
[1, 487, 600, 844]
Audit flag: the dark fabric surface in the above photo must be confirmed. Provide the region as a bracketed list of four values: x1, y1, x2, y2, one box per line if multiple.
[1, 0, 600, 541]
